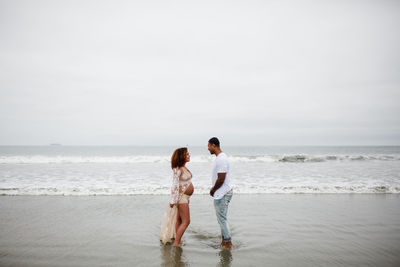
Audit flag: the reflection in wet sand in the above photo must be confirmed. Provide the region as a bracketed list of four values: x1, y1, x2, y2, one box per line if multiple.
[160, 244, 188, 267]
[217, 249, 233, 267]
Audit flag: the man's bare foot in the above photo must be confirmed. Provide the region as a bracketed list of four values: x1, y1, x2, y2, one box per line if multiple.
[221, 238, 226, 246]
[224, 241, 233, 249]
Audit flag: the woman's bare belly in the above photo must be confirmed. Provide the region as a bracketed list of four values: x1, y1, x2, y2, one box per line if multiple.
[183, 182, 194, 196]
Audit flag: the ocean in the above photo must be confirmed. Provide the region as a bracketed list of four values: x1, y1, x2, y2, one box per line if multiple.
[1, 146, 400, 266]
[1, 145, 399, 195]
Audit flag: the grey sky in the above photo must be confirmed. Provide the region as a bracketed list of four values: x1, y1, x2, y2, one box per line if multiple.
[1, 0, 399, 145]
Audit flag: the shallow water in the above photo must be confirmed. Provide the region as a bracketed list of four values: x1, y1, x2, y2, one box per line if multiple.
[1, 194, 399, 266]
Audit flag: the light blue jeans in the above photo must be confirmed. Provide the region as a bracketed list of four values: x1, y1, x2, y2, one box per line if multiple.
[213, 190, 233, 242]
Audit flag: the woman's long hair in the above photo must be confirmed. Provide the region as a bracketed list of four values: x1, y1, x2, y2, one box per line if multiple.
[171, 147, 188, 169]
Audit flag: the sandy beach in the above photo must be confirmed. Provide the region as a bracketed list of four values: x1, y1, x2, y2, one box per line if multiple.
[1, 194, 399, 266]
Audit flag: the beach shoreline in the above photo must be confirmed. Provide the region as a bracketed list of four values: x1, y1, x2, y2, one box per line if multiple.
[1, 194, 399, 266]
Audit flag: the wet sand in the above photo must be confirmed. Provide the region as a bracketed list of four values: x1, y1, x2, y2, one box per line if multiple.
[1, 194, 399, 266]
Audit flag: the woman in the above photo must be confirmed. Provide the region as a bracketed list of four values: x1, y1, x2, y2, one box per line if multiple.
[163, 147, 194, 246]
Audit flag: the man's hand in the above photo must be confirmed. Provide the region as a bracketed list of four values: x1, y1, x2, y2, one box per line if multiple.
[210, 173, 226, 197]
[210, 188, 215, 197]
[169, 203, 174, 208]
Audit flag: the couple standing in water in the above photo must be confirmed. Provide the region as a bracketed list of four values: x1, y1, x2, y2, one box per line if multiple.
[160, 137, 233, 249]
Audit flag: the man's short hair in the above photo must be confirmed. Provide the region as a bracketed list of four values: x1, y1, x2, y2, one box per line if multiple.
[208, 137, 220, 147]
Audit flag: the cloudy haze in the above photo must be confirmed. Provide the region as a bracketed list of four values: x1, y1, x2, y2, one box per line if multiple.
[1, 0, 399, 145]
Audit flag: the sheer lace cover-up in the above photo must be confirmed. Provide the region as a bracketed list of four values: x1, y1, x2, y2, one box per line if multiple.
[169, 167, 192, 205]
[160, 167, 193, 244]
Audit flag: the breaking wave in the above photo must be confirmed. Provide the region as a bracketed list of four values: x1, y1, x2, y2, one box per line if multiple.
[1, 154, 399, 164]
[1, 185, 399, 195]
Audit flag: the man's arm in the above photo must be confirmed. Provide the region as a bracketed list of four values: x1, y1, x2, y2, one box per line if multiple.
[210, 172, 226, 197]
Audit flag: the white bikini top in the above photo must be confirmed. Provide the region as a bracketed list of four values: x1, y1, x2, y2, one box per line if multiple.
[179, 167, 192, 185]
[170, 167, 193, 205]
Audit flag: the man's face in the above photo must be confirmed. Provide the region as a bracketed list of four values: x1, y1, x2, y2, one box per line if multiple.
[208, 143, 215, 154]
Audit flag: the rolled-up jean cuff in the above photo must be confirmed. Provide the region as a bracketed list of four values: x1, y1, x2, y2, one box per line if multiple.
[223, 237, 232, 242]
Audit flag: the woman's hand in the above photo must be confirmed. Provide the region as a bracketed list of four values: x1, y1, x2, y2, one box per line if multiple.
[169, 203, 174, 208]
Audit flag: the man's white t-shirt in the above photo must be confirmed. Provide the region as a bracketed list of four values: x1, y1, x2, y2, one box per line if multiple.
[212, 152, 233, 200]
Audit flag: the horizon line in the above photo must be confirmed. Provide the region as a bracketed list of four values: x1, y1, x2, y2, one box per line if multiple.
[0, 144, 399, 147]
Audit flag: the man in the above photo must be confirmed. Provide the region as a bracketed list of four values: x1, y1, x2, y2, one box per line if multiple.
[208, 137, 233, 249]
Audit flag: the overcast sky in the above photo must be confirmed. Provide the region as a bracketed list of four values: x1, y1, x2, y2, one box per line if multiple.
[1, 0, 399, 146]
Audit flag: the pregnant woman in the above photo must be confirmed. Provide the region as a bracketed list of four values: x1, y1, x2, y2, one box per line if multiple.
[169, 147, 194, 246]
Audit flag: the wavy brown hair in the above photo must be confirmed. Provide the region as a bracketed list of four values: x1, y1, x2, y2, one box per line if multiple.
[171, 147, 188, 169]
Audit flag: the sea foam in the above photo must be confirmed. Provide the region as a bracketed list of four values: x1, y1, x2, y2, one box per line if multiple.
[1, 154, 399, 164]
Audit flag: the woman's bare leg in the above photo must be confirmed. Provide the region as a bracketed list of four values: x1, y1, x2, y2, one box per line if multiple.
[175, 213, 182, 236]
[173, 203, 190, 246]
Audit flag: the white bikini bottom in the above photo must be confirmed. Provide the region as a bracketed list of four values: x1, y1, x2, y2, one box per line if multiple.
[178, 194, 190, 204]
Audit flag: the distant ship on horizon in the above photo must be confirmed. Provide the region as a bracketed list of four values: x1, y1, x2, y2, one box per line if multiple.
[50, 143, 62, 146]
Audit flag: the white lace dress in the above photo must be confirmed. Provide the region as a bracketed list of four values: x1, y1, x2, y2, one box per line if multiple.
[160, 167, 192, 244]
